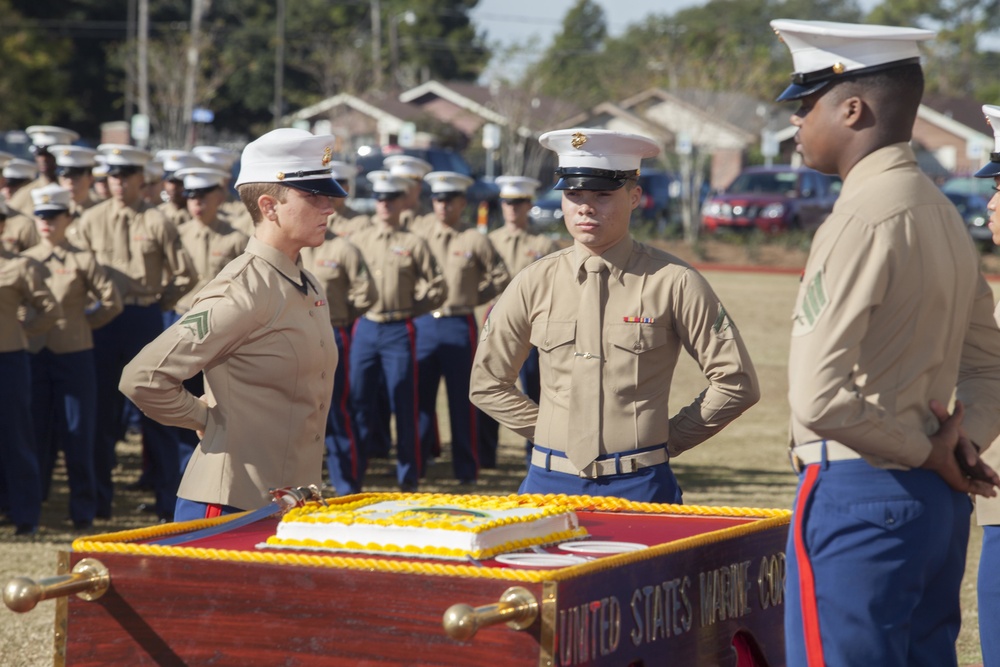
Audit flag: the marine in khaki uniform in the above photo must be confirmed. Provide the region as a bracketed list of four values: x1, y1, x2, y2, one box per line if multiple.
[325, 160, 369, 238]
[74, 143, 196, 522]
[770, 21, 1000, 667]
[193, 145, 254, 237]
[0, 211, 60, 535]
[301, 195, 376, 495]
[385, 154, 434, 234]
[1, 160, 41, 253]
[478, 175, 558, 468]
[971, 103, 1000, 666]
[50, 145, 100, 218]
[172, 167, 250, 314]
[415, 171, 509, 483]
[348, 170, 447, 491]
[120, 128, 342, 521]
[7, 125, 79, 214]
[471, 129, 759, 503]
[155, 150, 205, 228]
[22, 185, 122, 530]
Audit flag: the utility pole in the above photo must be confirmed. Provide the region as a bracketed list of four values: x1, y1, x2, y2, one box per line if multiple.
[138, 0, 149, 144]
[371, 0, 383, 89]
[273, 0, 286, 128]
[183, 0, 207, 149]
[125, 0, 136, 121]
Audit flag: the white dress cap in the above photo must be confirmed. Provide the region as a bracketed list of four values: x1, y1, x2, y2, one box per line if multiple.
[3, 159, 39, 181]
[539, 128, 659, 190]
[97, 144, 152, 167]
[31, 183, 73, 213]
[144, 161, 165, 184]
[326, 160, 356, 182]
[367, 169, 412, 195]
[0, 151, 17, 168]
[26, 125, 80, 148]
[155, 150, 206, 176]
[192, 145, 239, 170]
[424, 171, 474, 195]
[92, 157, 110, 179]
[770, 19, 935, 101]
[974, 104, 1000, 178]
[385, 154, 433, 180]
[49, 145, 98, 168]
[496, 175, 541, 200]
[234, 128, 346, 198]
[174, 167, 230, 192]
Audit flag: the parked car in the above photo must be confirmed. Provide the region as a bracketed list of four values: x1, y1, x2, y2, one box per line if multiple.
[636, 169, 677, 227]
[529, 187, 565, 232]
[347, 145, 499, 221]
[941, 176, 996, 198]
[944, 191, 992, 246]
[701, 166, 841, 233]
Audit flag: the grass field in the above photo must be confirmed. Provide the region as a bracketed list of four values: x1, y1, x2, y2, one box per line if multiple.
[0, 267, 991, 666]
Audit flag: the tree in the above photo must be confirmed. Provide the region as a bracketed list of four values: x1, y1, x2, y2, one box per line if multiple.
[528, 0, 608, 108]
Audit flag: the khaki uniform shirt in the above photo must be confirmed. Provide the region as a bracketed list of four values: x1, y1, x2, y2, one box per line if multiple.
[75, 198, 195, 310]
[422, 221, 509, 313]
[788, 144, 1000, 473]
[7, 176, 49, 214]
[158, 200, 190, 228]
[120, 237, 337, 510]
[489, 225, 558, 277]
[1, 212, 40, 253]
[0, 250, 61, 352]
[977, 302, 1000, 525]
[350, 224, 447, 319]
[220, 200, 255, 237]
[300, 230, 375, 327]
[22, 240, 122, 354]
[407, 211, 437, 236]
[174, 218, 249, 314]
[471, 234, 759, 460]
[329, 206, 370, 238]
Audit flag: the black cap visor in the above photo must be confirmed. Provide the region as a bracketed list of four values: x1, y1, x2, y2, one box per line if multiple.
[552, 166, 636, 191]
[375, 190, 405, 201]
[777, 57, 922, 102]
[106, 165, 143, 178]
[282, 177, 348, 198]
[975, 159, 1000, 179]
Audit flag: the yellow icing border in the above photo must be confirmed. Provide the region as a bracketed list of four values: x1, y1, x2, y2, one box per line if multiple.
[71, 493, 791, 582]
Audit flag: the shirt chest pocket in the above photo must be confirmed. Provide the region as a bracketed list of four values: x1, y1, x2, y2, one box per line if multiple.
[529, 320, 576, 392]
[606, 323, 670, 398]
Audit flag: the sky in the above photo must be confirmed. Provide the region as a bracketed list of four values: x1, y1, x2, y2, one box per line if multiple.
[470, 0, 882, 77]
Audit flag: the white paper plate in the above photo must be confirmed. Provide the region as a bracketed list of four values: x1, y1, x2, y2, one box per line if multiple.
[493, 553, 590, 568]
[558, 541, 648, 555]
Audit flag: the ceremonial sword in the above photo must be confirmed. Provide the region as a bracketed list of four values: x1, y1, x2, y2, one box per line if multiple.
[149, 485, 324, 547]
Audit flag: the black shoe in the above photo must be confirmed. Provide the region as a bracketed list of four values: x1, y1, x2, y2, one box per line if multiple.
[14, 524, 38, 536]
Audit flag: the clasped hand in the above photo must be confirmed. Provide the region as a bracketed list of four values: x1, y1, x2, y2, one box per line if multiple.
[924, 399, 999, 498]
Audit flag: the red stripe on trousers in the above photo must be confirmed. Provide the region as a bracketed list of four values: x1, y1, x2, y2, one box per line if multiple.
[405, 318, 421, 477]
[794, 463, 825, 667]
[336, 326, 358, 480]
[464, 314, 479, 472]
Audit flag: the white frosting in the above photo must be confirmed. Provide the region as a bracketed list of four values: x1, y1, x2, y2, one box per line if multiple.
[271, 499, 583, 559]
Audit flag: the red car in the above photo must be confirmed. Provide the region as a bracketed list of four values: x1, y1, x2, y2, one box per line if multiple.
[701, 166, 841, 233]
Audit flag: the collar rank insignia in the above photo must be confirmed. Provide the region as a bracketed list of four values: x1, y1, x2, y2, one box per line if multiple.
[179, 311, 210, 342]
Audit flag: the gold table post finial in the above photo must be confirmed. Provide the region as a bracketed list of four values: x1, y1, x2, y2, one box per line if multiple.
[3, 558, 110, 614]
[442, 586, 538, 641]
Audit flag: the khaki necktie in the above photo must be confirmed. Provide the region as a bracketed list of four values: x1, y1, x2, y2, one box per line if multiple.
[567, 255, 607, 470]
[112, 210, 131, 266]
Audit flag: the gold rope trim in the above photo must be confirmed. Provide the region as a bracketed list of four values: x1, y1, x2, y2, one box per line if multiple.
[72, 494, 791, 581]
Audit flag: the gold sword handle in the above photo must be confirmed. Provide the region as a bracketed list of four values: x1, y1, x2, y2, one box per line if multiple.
[442, 587, 538, 641]
[3, 558, 110, 613]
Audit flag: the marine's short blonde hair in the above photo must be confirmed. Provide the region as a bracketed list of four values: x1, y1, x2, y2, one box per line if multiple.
[237, 182, 288, 224]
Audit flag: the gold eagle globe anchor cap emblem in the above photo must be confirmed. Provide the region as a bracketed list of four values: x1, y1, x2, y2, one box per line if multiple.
[571, 132, 588, 149]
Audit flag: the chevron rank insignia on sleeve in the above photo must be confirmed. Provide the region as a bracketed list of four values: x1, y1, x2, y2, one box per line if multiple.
[179, 311, 210, 342]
